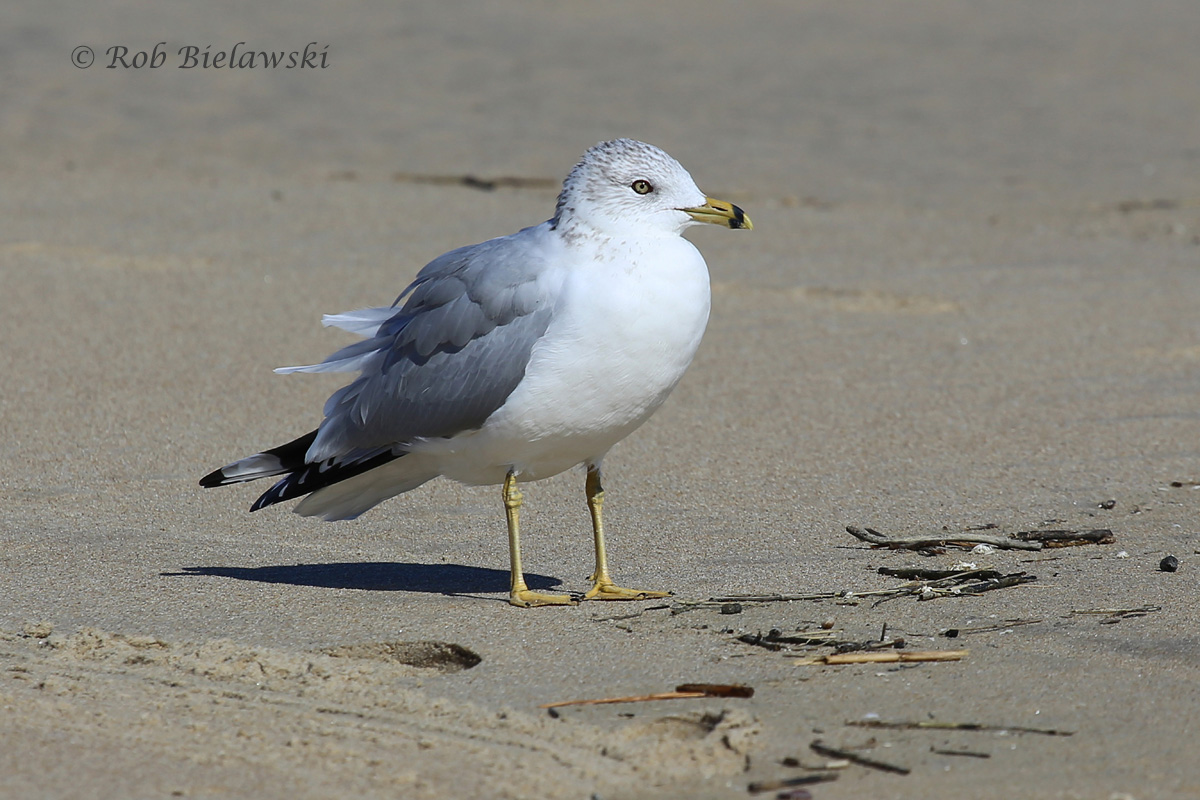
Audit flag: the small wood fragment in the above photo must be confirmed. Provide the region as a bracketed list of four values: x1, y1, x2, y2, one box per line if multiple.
[700, 589, 898, 604]
[1013, 529, 1114, 547]
[540, 683, 753, 708]
[705, 562, 1036, 615]
[942, 618, 1042, 637]
[676, 683, 755, 698]
[739, 629, 902, 654]
[794, 649, 967, 666]
[746, 774, 838, 794]
[846, 526, 1043, 552]
[957, 573, 1037, 594]
[1069, 605, 1161, 617]
[932, 747, 991, 758]
[737, 632, 838, 651]
[849, 719, 1074, 736]
[540, 691, 704, 708]
[879, 566, 1004, 580]
[809, 740, 910, 775]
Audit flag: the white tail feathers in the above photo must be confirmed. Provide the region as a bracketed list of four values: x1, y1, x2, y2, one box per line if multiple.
[294, 456, 437, 520]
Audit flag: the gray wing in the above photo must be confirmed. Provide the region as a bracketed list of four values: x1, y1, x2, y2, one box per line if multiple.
[296, 225, 558, 462]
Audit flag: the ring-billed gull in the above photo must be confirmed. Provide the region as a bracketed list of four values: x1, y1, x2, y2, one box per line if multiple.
[201, 138, 752, 607]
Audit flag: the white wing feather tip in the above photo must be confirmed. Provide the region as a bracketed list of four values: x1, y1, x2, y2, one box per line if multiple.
[276, 307, 399, 375]
[322, 307, 397, 335]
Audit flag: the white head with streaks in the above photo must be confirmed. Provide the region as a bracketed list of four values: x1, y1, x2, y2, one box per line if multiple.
[553, 139, 709, 238]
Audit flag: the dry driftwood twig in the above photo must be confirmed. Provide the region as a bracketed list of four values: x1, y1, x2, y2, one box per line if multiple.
[1069, 605, 1161, 617]
[1013, 529, 1114, 547]
[846, 525, 1043, 551]
[794, 649, 967, 666]
[848, 719, 1074, 736]
[540, 683, 753, 708]
[747, 774, 839, 794]
[809, 740, 911, 775]
[942, 618, 1042, 637]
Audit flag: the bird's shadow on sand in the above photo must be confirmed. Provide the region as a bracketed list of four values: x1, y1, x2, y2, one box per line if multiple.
[164, 562, 562, 595]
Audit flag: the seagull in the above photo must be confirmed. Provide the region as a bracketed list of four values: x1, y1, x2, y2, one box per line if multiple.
[200, 138, 752, 607]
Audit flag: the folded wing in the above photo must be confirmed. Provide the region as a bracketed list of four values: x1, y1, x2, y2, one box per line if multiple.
[201, 225, 559, 512]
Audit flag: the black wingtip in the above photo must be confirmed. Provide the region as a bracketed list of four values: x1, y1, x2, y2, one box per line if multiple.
[249, 477, 290, 512]
[201, 429, 402, 514]
[248, 449, 406, 513]
[199, 430, 321, 490]
[199, 468, 228, 488]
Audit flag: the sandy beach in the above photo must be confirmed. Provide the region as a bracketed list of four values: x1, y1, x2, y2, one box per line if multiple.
[3, 2, 1199, 798]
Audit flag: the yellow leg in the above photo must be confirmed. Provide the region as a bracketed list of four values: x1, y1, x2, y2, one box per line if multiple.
[504, 470, 575, 607]
[583, 465, 672, 601]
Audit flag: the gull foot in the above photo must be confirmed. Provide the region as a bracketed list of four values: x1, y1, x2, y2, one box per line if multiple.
[510, 589, 578, 608]
[584, 580, 673, 601]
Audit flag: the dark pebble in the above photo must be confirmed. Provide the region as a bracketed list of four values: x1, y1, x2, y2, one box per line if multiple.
[943, 629, 960, 638]
[1160, 555, 1179, 572]
[720, 603, 743, 615]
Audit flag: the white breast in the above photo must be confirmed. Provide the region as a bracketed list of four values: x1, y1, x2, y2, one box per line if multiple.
[426, 234, 711, 484]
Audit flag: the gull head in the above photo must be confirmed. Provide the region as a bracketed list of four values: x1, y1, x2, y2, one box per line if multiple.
[553, 139, 751, 238]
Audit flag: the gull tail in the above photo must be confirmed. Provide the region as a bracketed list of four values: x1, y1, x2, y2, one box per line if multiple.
[200, 430, 435, 520]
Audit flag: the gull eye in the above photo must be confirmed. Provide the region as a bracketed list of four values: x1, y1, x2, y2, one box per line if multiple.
[631, 179, 653, 195]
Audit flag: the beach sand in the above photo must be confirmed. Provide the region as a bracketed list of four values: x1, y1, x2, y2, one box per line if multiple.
[3, 2, 1199, 798]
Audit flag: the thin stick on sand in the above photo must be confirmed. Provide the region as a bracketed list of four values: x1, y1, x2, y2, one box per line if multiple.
[809, 741, 911, 775]
[794, 650, 967, 666]
[540, 683, 753, 708]
[1069, 605, 1161, 616]
[1013, 529, 1114, 547]
[849, 719, 1074, 736]
[747, 774, 839, 794]
[846, 525, 1043, 551]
